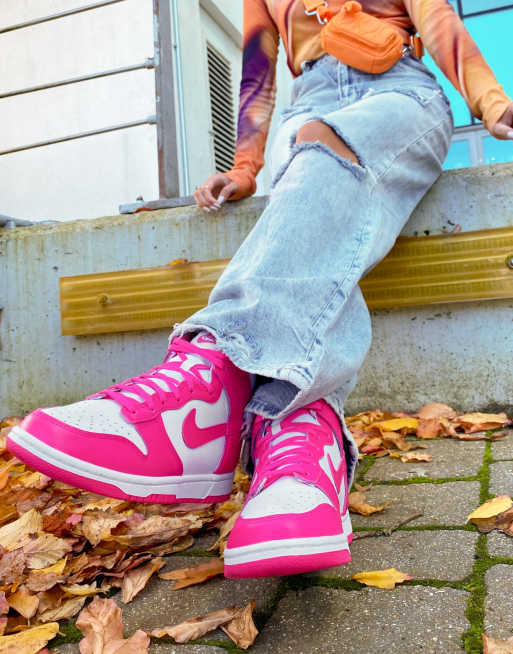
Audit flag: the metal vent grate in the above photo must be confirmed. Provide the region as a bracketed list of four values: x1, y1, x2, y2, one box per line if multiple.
[207, 43, 236, 173]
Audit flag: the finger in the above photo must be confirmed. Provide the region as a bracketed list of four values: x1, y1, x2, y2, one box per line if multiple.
[201, 183, 221, 209]
[217, 182, 239, 205]
[194, 186, 212, 211]
[491, 122, 513, 140]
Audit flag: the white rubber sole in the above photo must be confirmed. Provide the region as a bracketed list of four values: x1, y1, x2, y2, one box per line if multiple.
[9, 426, 233, 500]
[224, 532, 350, 565]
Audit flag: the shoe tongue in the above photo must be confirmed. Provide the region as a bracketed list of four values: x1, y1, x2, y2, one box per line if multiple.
[119, 334, 216, 403]
[190, 331, 218, 350]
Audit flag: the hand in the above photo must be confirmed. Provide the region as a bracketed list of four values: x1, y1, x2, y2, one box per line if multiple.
[193, 174, 239, 212]
[490, 102, 513, 140]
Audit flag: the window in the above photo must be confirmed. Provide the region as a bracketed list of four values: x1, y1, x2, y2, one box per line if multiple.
[424, 4, 512, 169]
[206, 43, 237, 173]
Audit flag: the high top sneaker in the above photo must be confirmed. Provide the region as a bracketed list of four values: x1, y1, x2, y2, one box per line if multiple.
[7, 333, 251, 503]
[224, 399, 352, 578]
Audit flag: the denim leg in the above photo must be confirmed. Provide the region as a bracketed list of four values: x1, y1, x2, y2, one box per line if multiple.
[170, 60, 454, 486]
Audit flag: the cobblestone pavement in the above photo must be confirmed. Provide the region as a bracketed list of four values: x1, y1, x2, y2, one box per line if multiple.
[54, 429, 513, 654]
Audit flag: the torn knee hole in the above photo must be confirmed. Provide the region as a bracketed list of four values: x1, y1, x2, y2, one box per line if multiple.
[295, 120, 360, 165]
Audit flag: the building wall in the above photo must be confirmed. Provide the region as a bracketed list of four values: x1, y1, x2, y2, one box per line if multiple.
[0, 0, 293, 222]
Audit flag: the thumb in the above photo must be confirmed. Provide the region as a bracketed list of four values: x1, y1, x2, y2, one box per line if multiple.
[491, 121, 513, 140]
[217, 182, 239, 205]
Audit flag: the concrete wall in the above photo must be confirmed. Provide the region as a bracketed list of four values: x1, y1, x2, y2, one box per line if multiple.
[0, 0, 293, 222]
[2, 163, 513, 418]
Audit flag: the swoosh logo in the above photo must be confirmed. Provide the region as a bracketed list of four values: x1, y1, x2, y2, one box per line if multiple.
[182, 408, 227, 448]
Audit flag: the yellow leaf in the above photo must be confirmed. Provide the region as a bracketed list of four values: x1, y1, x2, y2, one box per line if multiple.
[370, 418, 418, 434]
[30, 559, 67, 577]
[7, 587, 39, 619]
[0, 509, 43, 551]
[0, 622, 59, 653]
[467, 495, 513, 522]
[352, 568, 413, 589]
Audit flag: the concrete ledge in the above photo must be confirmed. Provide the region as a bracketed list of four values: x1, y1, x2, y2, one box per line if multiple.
[1, 163, 513, 415]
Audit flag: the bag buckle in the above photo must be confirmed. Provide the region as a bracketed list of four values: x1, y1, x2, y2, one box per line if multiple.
[304, 0, 329, 24]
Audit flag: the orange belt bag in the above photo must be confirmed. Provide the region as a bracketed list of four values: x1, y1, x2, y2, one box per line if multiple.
[303, 0, 424, 74]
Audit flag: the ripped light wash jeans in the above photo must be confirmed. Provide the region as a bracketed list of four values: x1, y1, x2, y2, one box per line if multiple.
[171, 54, 454, 484]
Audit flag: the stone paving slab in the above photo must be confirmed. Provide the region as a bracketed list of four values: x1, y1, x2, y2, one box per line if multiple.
[366, 440, 485, 481]
[55, 644, 225, 653]
[489, 461, 513, 497]
[350, 481, 480, 528]
[488, 532, 513, 558]
[490, 428, 513, 460]
[119, 556, 279, 638]
[314, 529, 478, 580]
[251, 586, 469, 654]
[485, 564, 513, 639]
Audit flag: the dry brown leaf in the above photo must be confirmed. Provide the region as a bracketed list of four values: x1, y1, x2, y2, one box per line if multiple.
[209, 511, 240, 554]
[0, 459, 20, 491]
[150, 606, 240, 643]
[60, 582, 102, 597]
[380, 432, 412, 451]
[8, 586, 40, 619]
[417, 418, 443, 439]
[23, 533, 73, 570]
[483, 633, 513, 653]
[0, 548, 26, 584]
[78, 511, 128, 547]
[354, 483, 372, 492]
[221, 601, 258, 650]
[37, 596, 86, 624]
[0, 591, 8, 615]
[399, 452, 433, 463]
[348, 492, 393, 516]
[416, 402, 457, 420]
[75, 597, 150, 654]
[159, 558, 224, 590]
[120, 557, 165, 604]
[0, 509, 43, 551]
[0, 622, 59, 653]
[142, 533, 194, 557]
[107, 515, 203, 548]
[455, 412, 510, 433]
[352, 568, 413, 589]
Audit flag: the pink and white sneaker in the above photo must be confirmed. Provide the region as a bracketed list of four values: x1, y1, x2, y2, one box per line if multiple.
[224, 399, 352, 578]
[7, 333, 251, 503]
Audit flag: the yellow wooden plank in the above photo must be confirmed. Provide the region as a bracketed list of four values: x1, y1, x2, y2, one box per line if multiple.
[60, 226, 513, 336]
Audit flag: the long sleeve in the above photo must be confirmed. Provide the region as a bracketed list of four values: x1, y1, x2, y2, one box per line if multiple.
[403, 0, 511, 132]
[224, 0, 279, 200]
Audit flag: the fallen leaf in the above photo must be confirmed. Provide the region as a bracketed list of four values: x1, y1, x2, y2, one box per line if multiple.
[416, 402, 457, 420]
[0, 509, 43, 551]
[23, 533, 73, 569]
[159, 558, 224, 590]
[209, 511, 240, 554]
[0, 622, 59, 653]
[60, 582, 103, 597]
[370, 418, 418, 434]
[352, 568, 413, 589]
[8, 586, 39, 619]
[380, 432, 413, 451]
[37, 596, 86, 623]
[0, 548, 26, 584]
[0, 459, 20, 490]
[483, 633, 513, 653]
[75, 597, 150, 654]
[348, 492, 394, 516]
[455, 413, 510, 433]
[221, 601, 258, 650]
[0, 591, 8, 614]
[120, 557, 165, 603]
[468, 496, 513, 522]
[78, 511, 128, 547]
[399, 452, 433, 463]
[150, 606, 240, 642]
[417, 418, 443, 439]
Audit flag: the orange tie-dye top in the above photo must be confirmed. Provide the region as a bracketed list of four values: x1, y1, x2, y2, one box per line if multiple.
[225, 0, 511, 200]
